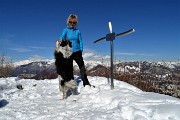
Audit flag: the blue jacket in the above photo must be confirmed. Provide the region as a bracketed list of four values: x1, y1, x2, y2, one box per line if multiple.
[60, 26, 83, 52]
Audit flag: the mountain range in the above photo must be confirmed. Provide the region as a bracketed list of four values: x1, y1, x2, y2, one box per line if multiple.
[12, 59, 180, 80]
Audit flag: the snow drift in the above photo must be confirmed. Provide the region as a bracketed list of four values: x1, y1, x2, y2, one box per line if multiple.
[0, 76, 180, 120]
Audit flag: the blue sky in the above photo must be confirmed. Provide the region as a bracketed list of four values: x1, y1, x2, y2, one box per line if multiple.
[0, 0, 179, 62]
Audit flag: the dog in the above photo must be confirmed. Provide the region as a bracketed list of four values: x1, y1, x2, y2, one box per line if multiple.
[54, 40, 77, 99]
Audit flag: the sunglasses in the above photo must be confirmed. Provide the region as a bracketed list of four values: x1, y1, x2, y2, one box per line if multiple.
[69, 21, 76, 24]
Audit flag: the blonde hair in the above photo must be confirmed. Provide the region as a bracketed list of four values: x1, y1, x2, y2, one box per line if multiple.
[66, 14, 78, 26]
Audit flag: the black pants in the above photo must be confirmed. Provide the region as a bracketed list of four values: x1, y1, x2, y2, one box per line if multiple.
[71, 50, 90, 86]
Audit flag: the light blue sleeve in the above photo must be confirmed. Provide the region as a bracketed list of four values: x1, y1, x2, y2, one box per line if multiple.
[60, 28, 67, 40]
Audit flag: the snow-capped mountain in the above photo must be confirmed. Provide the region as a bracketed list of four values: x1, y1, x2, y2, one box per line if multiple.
[13, 59, 55, 67]
[12, 59, 180, 79]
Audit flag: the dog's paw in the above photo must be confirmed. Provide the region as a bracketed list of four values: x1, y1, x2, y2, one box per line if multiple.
[59, 97, 67, 100]
[56, 41, 59, 48]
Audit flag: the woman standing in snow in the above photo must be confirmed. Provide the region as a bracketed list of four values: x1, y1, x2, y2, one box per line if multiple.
[58, 14, 93, 87]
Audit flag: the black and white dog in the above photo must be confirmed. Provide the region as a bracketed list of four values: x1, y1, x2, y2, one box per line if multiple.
[54, 40, 77, 99]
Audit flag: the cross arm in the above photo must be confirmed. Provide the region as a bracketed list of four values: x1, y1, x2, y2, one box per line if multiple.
[94, 29, 135, 44]
[93, 36, 106, 43]
[116, 29, 135, 38]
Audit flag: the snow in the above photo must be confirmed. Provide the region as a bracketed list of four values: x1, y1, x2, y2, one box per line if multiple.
[13, 59, 54, 67]
[0, 76, 180, 120]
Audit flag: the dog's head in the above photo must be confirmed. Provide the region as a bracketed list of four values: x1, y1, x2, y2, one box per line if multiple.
[60, 40, 72, 48]
[56, 40, 72, 59]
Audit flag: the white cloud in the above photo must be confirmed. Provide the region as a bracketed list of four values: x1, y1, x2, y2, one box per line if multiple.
[82, 51, 156, 62]
[94, 55, 110, 60]
[83, 52, 110, 61]
[116, 52, 156, 56]
[28, 55, 46, 61]
[29, 46, 53, 50]
[83, 52, 94, 59]
[9, 48, 32, 52]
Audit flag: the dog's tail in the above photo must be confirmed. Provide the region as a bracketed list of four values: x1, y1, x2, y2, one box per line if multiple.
[65, 80, 77, 89]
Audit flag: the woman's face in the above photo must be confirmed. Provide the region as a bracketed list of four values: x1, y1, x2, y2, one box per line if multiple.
[68, 19, 77, 28]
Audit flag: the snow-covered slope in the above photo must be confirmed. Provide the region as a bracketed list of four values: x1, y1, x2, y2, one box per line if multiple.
[0, 76, 180, 120]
